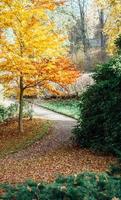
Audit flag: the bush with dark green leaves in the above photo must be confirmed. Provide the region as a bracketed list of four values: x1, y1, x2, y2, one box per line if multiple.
[0, 172, 121, 200]
[73, 55, 121, 156]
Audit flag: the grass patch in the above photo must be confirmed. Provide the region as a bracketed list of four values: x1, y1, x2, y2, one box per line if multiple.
[41, 99, 80, 119]
[0, 119, 51, 158]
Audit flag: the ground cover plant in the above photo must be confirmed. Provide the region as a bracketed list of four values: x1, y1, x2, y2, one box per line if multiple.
[0, 172, 121, 200]
[41, 99, 80, 119]
[0, 119, 50, 158]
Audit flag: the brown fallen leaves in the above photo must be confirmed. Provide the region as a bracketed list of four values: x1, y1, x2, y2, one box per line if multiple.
[0, 147, 116, 184]
[0, 119, 50, 158]
[0, 119, 116, 184]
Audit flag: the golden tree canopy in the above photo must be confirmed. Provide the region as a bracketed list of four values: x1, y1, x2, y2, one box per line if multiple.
[0, 0, 79, 97]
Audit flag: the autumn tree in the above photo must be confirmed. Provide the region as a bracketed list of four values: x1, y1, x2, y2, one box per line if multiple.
[96, 0, 121, 54]
[0, 0, 79, 132]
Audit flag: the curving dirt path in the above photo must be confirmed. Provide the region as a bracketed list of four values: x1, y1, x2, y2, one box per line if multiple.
[0, 104, 116, 183]
[12, 105, 77, 158]
[6, 119, 76, 160]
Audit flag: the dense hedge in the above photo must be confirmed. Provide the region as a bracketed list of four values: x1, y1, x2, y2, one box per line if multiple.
[73, 55, 121, 156]
[0, 173, 121, 200]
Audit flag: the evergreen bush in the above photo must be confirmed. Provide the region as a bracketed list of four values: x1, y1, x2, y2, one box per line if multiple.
[73, 55, 121, 156]
[0, 173, 121, 200]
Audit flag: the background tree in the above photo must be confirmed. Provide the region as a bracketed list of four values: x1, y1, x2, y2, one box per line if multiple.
[0, 0, 79, 132]
[67, 0, 90, 70]
[77, 0, 89, 56]
[55, 0, 109, 71]
[96, 0, 121, 54]
[94, 8, 107, 62]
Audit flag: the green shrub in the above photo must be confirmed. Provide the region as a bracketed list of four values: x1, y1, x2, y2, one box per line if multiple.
[0, 105, 8, 122]
[7, 103, 18, 118]
[0, 104, 18, 122]
[0, 173, 121, 200]
[73, 55, 121, 156]
[23, 101, 33, 119]
[0, 101, 33, 122]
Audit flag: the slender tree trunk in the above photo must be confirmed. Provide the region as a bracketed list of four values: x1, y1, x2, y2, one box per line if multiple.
[77, 0, 91, 70]
[99, 9, 106, 61]
[19, 76, 24, 133]
[77, 0, 87, 53]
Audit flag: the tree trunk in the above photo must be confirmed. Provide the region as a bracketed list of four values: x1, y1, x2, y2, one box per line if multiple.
[77, 0, 90, 70]
[19, 76, 24, 133]
[99, 9, 106, 61]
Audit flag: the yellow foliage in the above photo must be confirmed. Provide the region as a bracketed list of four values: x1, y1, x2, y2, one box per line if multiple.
[0, 0, 79, 98]
[96, 0, 121, 54]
